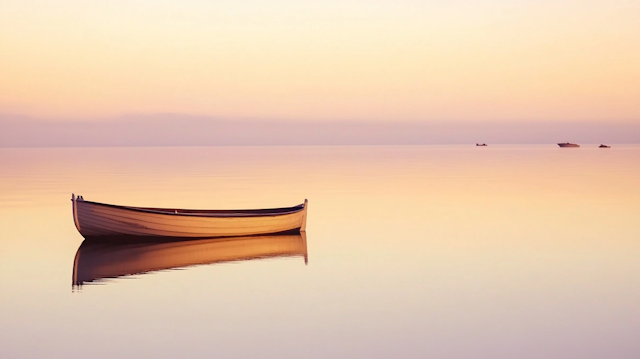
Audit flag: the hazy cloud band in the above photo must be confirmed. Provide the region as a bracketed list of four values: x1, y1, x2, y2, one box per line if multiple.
[1, 114, 639, 147]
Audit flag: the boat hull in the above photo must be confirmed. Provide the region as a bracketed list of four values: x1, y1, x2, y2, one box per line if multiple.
[557, 143, 580, 147]
[72, 198, 307, 239]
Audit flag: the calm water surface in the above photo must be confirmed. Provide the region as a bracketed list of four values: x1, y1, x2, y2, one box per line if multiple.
[1, 145, 639, 359]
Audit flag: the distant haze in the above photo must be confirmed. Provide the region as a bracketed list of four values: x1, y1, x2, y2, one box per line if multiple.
[1, 114, 638, 147]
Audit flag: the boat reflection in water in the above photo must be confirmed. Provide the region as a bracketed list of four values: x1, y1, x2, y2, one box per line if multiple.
[72, 233, 307, 288]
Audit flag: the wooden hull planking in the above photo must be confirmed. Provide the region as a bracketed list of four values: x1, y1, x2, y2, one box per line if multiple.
[72, 197, 308, 239]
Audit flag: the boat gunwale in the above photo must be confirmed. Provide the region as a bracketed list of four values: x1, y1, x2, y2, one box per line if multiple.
[75, 200, 305, 218]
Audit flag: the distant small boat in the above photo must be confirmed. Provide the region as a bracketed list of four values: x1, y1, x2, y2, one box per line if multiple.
[476, 143, 487, 146]
[557, 143, 580, 148]
[72, 195, 307, 239]
[599, 144, 611, 148]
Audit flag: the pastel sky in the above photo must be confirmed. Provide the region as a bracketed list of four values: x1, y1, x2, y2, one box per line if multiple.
[1, 0, 639, 122]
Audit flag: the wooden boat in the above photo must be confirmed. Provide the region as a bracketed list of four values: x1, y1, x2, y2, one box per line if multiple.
[557, 142, 580, 147]
[599, 144, 611, 148]
[72, 194, 307, 239]
[72, 233, 308, 287]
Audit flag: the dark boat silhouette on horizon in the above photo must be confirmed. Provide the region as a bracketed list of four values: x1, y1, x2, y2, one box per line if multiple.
[557, 142, 580, 148]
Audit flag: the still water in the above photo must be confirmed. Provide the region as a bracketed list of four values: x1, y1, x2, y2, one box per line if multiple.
[1, 145, 639, 358]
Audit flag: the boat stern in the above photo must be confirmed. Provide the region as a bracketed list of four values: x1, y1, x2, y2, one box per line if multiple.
[300, 199, 308, 232]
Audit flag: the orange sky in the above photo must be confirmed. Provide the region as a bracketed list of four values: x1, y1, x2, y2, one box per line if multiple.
[1, 0, 639, 122]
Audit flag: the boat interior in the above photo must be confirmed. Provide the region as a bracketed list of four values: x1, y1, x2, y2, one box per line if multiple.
[82, 200, 306, 217]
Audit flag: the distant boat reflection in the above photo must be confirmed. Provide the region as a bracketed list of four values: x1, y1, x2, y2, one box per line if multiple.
[72, 233, 308, 288]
